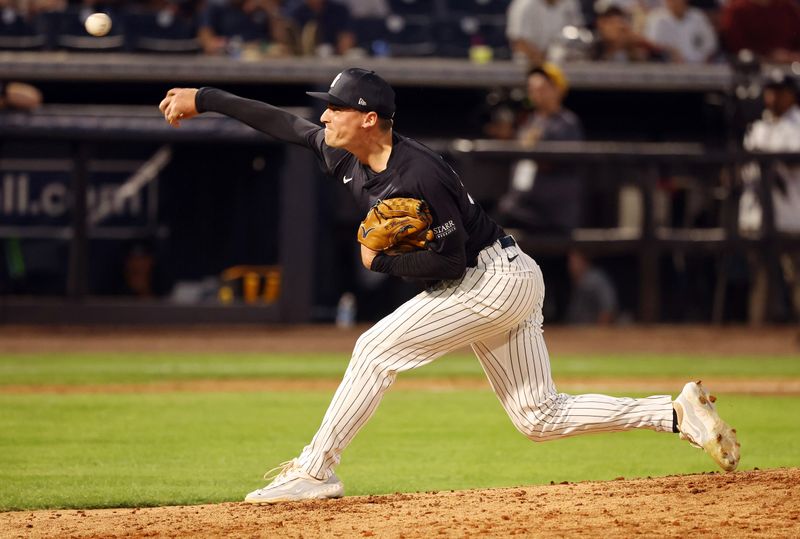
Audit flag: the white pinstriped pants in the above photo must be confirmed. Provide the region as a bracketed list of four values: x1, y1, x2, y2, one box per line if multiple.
[298, 239, 674, 479]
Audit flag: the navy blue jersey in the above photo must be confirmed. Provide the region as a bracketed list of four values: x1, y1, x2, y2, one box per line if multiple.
[196, 87, 503, 281]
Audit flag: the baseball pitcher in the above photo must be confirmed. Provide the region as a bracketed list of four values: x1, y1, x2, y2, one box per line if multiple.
[159, 68, 739, 503]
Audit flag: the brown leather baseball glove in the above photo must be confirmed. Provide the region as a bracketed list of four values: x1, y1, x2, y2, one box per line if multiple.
[357, 198, 435, 253]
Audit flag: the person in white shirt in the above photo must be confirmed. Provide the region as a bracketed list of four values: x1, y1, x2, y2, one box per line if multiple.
[338, 0, 389, 18]
[643, 0, 717, 62]
[739, 69, 800, 323]
[506, 0, 584, 65]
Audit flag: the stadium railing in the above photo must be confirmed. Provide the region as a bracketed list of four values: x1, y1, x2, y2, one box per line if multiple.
[0, 51, 737, 90]
[449, 139, 800, 323]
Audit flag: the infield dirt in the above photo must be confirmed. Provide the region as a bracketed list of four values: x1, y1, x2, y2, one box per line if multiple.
[1, 324, 798, 356]
[2, 468, 798, 538]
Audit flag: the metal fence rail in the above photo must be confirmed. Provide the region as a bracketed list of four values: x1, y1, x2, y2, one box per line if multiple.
[0, 52, 737, 90]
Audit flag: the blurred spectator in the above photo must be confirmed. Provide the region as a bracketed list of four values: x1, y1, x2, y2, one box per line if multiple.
[643, 0, 717, 62]
[121, 242, 158, 298]
[0, 80, 43, 110]
[337, 0, 388, 56]
[565, 249, 618, 324]
[506, 0, 584, 65]
[495, 63, 585, 234]
[127, 0, 203, 53]
[591, 0, 665, 61]
[287, 0, 355, 57]
[688, 0, 724, 35]
[339, 0, 389, 18]
[482, 87, 520, 140]
[198, 0, 291, 57]
[720, 0, 800, 63]
[0, 0, 45, 49]
[740, 70, 800, 236]
[596, 0, 653, 33]
[739, 69, 800, 323]
[546, 23, 595, 63]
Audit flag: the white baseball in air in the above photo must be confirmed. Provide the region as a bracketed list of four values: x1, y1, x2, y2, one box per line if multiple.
[84, 13, 112, 37]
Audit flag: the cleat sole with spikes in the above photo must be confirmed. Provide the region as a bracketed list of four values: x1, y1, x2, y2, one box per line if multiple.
[675, 381, 740, 472]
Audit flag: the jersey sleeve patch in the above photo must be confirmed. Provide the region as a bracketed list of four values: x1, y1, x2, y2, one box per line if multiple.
[433, 219, 457, 239]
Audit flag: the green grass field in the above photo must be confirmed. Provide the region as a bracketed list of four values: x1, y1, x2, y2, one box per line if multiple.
[1, 352, 799, 511]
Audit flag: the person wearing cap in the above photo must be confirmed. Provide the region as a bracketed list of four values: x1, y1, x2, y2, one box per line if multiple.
[739, 69, 800, 323]
[592, 0, 666, 62]
[496, 63, 585, 235]
[158, 68, 739, 503]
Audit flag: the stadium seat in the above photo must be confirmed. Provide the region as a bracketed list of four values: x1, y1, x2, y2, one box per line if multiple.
[383, 15, 437, 57]
[435, 16, 510, 59]
[388, 0, 437, 16]
[125, 11, 200, 54]
[0, 9, 46, 50]
[443, 0, 511, 16]
[351, 17, 389, 55]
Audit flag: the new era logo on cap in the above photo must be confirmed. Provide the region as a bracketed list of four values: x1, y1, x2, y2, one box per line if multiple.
[307, 68, 396, 119]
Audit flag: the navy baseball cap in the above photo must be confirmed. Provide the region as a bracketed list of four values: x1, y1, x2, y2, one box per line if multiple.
[763, 68, 798, 92]
[307, 68, 396, 119]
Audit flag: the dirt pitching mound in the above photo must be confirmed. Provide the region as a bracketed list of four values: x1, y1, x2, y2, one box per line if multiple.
[4, 468, 798, 538]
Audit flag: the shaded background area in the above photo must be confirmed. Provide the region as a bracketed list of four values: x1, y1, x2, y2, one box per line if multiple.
[0, 54, 794, 325]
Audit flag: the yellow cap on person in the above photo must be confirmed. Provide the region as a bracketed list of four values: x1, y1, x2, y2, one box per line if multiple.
[530, 63, 569, 95]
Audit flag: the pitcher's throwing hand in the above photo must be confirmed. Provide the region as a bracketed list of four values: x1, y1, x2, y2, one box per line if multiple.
[159, 88, 198, 127]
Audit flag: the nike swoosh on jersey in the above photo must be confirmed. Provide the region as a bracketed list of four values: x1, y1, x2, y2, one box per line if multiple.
[507, 254, 519, 262]
[343, 176, 353, 183]
[360, 225, 375, 238]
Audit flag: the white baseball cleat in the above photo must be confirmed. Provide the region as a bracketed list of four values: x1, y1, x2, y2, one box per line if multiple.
[674, 381, 740, 472]
[244, 459, 344, 503]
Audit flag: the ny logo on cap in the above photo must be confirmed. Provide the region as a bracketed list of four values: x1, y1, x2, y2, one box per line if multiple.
[358, 98, 367, 106]
[330, 72, 343, 88]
